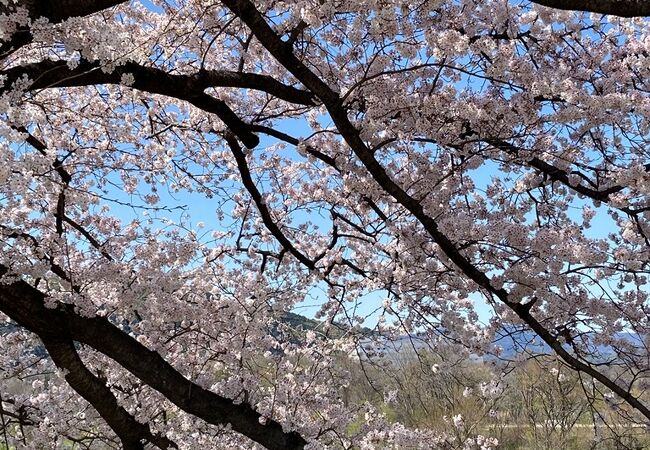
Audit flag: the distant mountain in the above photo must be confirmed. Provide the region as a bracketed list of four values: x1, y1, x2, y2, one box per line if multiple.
[275, 311, 374, 341]
[489, 326, 644, 360]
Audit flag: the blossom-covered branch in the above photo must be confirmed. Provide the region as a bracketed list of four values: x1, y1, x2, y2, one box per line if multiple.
[529, 0, 650, 17]
[221, 0, 650, 422]
[2, 59, 315, 148]
[0, 265, 308, 450]
[0, 0, 128, 57]
[2, 0, 650, 447]
[40, 338, 176, 450]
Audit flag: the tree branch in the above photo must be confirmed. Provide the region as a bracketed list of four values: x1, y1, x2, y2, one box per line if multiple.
[528, 0, 650, 17]
[0, 265, 308, 450]
[2, 59, 316, 148]
[225, 133, 316, 270]
[40, 338, 176, 450]
[222, 0, 650, 423]
[0, 1, 128, 58]
[1, 0, 128, 23]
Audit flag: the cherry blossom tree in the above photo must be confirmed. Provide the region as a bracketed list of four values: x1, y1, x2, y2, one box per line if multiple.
[2, 0, 650, 448]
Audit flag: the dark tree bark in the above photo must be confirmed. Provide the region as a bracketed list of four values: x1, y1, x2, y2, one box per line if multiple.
[0, 1, 129, 57]
[529, 0, 650, 17]
[0, 266, 307, 450]
[1, 0, 127, 23]
[3, 0, 650, 447]
[41, 338, 176, 450]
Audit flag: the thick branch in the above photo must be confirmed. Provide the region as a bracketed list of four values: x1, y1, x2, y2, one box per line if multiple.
[528, 0, 650, 17]
[0, 59, 315, 107]
[13, 126, 72, 184]
[0, 1, 127, 58]
[3, 0, 127, 23]
[220, 0, 338, 105]
[2, 59, 315, 148]
[248, 124, 337, 167]
[41, 338, 176, 450]
[0, 267, 307, 450]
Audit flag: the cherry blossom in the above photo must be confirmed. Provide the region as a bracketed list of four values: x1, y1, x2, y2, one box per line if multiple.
[1, 0, 650, 448]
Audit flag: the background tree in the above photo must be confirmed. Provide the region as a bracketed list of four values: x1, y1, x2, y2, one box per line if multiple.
[2, 0, 650, 448]
[515, 361, 589, 450]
